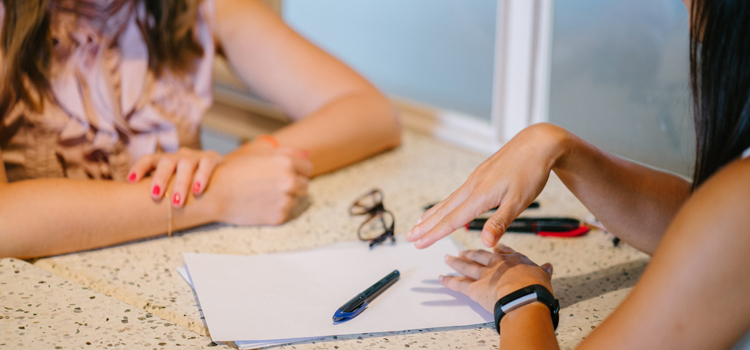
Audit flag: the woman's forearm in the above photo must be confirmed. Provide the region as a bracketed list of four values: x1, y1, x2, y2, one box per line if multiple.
[551, 127, 691, 254]
[272, 91, 401, 175]
[0, 144, 315, 259]
[0, 178, 217, 259]
[214, 0, 401, 176]
[499, 303, 560, 350]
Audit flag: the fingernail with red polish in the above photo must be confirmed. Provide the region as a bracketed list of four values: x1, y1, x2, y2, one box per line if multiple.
[128, 172, 136, 183]
[173, 193, 181, 206]
[300, 149, 311, 158]
[152, 185, 161, 196]
[193, 182, 201, 194]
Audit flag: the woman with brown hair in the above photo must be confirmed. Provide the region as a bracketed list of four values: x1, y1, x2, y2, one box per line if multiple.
[0, 0, 401, 259]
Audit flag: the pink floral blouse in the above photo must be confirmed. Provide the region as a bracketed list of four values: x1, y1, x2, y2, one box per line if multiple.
[0, 0, 215, 182]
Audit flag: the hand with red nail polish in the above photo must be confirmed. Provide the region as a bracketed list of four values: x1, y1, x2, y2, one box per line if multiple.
[128, 148, 224, 207]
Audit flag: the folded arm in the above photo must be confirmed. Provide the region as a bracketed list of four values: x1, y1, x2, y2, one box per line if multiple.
[0, 145, 311, 259]
[214, 0, 401, 175]
[0, 175, 214, 259]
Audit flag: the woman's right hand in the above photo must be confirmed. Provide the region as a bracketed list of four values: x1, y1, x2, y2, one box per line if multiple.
[406, 123, 572, 249]
[206, 145, 313, 226]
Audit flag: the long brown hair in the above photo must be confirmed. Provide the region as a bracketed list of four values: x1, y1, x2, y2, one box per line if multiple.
[0, 0, 204, 114]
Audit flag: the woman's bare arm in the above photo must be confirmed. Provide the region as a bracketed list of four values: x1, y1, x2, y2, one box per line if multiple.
[0, 146, 312, 259]
[552, 129, 691, 254]
[408, 123, 690, 255]
[0, 176, 213, 259]
[214, 0, 401, 175]
[439, 157, 750, 349]
[578, 156, 750, 349]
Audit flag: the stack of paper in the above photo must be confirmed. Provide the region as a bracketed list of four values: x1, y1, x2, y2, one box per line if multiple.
[180, 239, 493, 348]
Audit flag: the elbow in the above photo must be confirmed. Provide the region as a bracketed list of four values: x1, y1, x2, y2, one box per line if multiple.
[382, 102, 403, 150]
[372, 92, 403, 150]
[0, 213, 19, 259]
[0, 187, 35, 260]
[0, 193, 10, 259]
[0, 215, 24, 259]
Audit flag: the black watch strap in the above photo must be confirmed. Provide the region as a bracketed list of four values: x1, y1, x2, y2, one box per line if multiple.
[493, 284, 559, 334]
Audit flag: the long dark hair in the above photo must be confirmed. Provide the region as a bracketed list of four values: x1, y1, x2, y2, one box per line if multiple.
[690, 0, 750, 189]
[0, 0, 204, 114]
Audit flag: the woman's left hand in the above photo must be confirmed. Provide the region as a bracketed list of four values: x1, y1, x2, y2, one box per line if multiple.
[440, 244, 554, 312]
[127, 148, 224, 207]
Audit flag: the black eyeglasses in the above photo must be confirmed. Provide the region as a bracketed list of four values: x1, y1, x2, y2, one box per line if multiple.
[350, 189, 395, 248]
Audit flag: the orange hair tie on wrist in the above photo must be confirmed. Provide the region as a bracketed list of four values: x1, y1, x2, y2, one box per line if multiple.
[257, 134, 279, 148]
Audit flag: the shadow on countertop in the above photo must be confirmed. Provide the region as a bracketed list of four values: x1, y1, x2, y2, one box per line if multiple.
[552, 259, 649, 309]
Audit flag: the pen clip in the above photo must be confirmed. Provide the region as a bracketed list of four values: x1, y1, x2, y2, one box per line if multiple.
[333, 302, 369, 322]
[537, 226, 590, 238]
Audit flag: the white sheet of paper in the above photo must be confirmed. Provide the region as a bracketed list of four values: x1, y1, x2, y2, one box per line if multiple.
[177, 265, 193, 286]
[177, 265, 319, 348]
[183, 238, 493, 343]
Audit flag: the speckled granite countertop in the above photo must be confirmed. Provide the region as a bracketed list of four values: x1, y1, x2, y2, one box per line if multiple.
[2, 130, 649, 349]
[0, 258, 230, 349]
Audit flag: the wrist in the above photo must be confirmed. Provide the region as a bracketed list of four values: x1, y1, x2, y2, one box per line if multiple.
[492, 266, 555, 303]
[192, 165, 229, 223]
[494, 283, 559, 335]
[179, 182, 222, 226]
[497, 302, 560, 350]
[501, 301, 552, 326]
[537, 123, 575, 173]
[521, 123, 573, 173]
[500, 302, 557, 349]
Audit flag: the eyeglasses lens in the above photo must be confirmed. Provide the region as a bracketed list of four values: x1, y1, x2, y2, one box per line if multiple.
[358, 211, 395, 241]
[350, 190, 383, 215]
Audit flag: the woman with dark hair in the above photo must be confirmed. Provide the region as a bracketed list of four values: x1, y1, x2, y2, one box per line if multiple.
[0, 0, 401, 259]
[407, 0, 750, 348]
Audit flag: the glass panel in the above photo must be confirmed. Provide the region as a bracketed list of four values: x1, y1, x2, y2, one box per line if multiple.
[548, 0, 694, 176]
[283, 0, 497, 121]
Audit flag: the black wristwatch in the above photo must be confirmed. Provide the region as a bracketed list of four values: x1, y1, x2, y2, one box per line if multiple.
[493, 284, 559, 334]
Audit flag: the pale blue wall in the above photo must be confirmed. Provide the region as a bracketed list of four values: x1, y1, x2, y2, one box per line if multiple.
[548, 0, 694, 175]
[283, 0, 497, 120]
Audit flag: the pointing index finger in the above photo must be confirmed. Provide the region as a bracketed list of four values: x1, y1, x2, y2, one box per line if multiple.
[413, 200, 486, 249]
[407, 188, 471, 245]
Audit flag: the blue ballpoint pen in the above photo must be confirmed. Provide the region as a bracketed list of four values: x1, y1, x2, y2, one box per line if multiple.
[332, 270, 400, 322]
